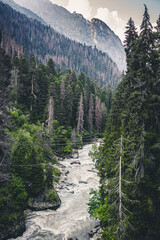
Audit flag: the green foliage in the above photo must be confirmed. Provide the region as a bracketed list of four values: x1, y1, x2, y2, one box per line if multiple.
[11, 129, 45, 196]
[52, 167, 61, 182]
[0, 175, 27, 228]
[0, 17, 113, 237]
[9, 175, 28, 210]
[8, 109, 28, 131]
[89, 6, 160, 239]
[44, 189, 58, 203]
[8, 54, 110, 134]
[48, 120, 72, 156]
[88, 189, 101, 219]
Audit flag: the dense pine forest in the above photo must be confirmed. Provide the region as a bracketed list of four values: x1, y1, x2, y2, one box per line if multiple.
[0, 1, 120, 88]
[88, 6, 160, 240]
[0, 28, 112, 238]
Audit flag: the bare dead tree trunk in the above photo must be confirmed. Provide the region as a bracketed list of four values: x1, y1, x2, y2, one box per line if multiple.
[71, 128, 76, 148]
[77, 93, 84, 134]
[60, 79, 65, 102]
[95, 96, 102, 131]
[10, 66, 18, 104]
[30, 76, 37, 111]
[48, 96, 54, 132]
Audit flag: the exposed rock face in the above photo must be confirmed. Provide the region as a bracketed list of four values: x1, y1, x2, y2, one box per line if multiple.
[28, 189, 61, 211]
[14, 0, 126, 71]
[90, 18, 126, 72]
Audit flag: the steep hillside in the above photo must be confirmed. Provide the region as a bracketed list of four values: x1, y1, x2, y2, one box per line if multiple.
[1, 0, 47, 25]
[0, 1, 120, 88]
[14, 0, 126, 71]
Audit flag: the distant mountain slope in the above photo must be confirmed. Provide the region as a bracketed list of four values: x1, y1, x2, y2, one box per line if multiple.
[0, 1, 121, 88]
[0, 0, 47, 25]
[14, 0, 126, 71]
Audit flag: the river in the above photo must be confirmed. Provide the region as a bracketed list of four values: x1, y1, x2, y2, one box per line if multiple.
[10, 143, 100, 240]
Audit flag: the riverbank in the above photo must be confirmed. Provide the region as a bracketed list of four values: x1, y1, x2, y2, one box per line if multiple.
[9, 143, 100, 240]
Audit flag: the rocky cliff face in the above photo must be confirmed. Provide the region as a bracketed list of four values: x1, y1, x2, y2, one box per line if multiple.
[14, 0, 126, 71]
[90, 18, 126, 72]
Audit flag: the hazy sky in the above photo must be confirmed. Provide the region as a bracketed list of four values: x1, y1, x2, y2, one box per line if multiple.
[50, 0, 159, 41]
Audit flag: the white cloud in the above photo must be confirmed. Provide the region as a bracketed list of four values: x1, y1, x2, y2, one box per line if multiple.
[66, 0, 92, 19]
[95, 8, 126, 41]
[49, 0, 67, 6]
[50, 0, 59, 4]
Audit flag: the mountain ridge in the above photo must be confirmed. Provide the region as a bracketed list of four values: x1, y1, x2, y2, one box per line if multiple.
[0, 0, 47, 25]
[0, 1, 121, 88]
[14, 0, 126, 71]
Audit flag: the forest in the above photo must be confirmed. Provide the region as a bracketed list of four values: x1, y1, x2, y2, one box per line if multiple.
[0, 31, 112, 238]
[0, 1, 120, 88]
[0, 2, 159, 240]
[88, 5, 160, 240]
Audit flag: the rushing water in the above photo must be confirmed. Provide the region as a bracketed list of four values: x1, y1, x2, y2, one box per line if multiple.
[11, 143, 100, 240]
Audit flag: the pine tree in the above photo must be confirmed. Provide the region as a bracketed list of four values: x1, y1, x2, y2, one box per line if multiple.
[124, 18, 138, 68]
[139, 4, 153, 69]
[0, 45, 11, 183]
[64, 84, 73, 126]
[70, 70, 77, 91]
[152, 15, 160, 77]
[47, 58, 57, 76]
[17, 58, 31, 110]
[36, 64, 49, 121]
[78, 72, 85, 86]
[89, 6, 160, 239]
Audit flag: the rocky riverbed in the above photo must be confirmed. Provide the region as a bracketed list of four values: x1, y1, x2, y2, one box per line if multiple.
[10, 143, 101, 240]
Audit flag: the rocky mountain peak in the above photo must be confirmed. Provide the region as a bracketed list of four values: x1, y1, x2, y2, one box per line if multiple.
[11, 0, 126, 71]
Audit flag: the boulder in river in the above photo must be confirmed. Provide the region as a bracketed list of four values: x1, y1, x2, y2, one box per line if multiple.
[79, 181, 88, 184]
[28, 189, 61, 211]
[70, 160, 81, 165]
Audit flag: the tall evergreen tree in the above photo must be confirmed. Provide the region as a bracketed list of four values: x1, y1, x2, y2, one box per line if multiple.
[139, 4, 153, 68]
[36, 64, 49, 121]
[89, 6, 160, 239]
[124, 18, 138, 68]
[64, 84, 73, 126]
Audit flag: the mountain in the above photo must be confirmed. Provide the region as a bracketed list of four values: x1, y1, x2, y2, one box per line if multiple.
[14, 0, 126, 71]
[1, 0, 47, 25]
[0, 1, 120, 88]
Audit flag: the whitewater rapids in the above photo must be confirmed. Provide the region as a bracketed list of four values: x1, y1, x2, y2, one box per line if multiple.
[10, 143, 100, 240]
